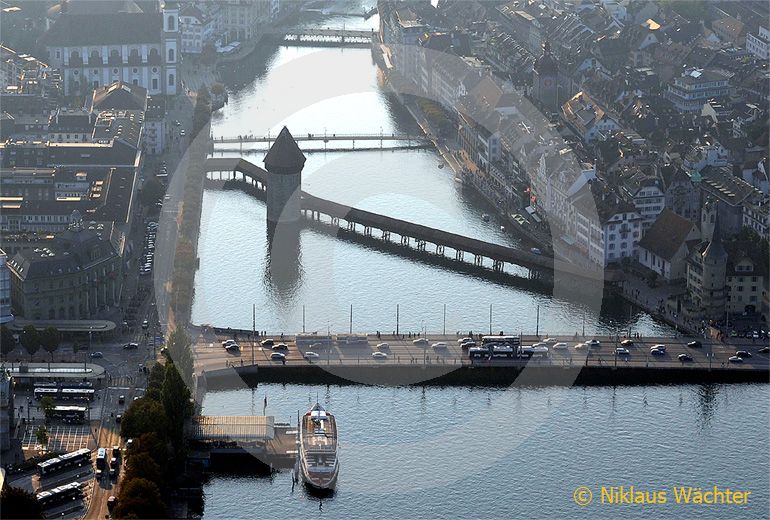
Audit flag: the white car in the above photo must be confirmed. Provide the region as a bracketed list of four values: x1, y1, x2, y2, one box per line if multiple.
[270, 352, 286, 361]
[222, 339, 237, 347]
[615, 347, 630, 356]
[532, 342, 549, 349]
[552, 342, 568, 350]
[585, 339, 601, 348]
[372, 351, 388, 360]
[457, 337, 473, 345]
[432, 342, 448, 350]
[376, 343, 390, 351]
[542, 338, 559, 345]
[413, 338, 429, 346]
[728, 355, 743, 363]
[650, 344, 666, 352]
[304, 351, 320, 359]
[574, 343, 588, 350]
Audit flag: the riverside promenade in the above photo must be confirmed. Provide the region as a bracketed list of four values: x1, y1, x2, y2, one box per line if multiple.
[192, 330, 769, 387]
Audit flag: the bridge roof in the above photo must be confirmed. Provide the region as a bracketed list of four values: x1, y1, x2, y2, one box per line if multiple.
[264, 127, 306, 173]
[188, 415, 276, 442]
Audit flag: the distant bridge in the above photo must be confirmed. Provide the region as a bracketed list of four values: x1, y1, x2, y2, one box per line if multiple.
[203, 157, 618, 282]
[213, 132, 427, 145]
[264, 27, 377, 47]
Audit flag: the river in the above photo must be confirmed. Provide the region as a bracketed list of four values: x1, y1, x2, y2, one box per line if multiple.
[191, 9, 768, 519]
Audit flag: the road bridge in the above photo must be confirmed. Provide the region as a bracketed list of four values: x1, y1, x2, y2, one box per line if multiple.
[264, 27, 377, 47]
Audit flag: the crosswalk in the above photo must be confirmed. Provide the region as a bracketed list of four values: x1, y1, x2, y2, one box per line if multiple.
[108, 376, 134, 387]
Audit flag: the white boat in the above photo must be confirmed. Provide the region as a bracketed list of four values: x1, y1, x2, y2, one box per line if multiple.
[482, 213, 490, 222]
[299, 403, 339, 491]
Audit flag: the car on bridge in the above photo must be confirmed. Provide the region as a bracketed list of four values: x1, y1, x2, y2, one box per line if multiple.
[552, 342, 569, 350]
[304, 352, 320, 360]
[413, 338, 429, 346]
[90, 351, 104, 358]
[678, 354, 693, 362]
[650, 344, 666, 353]
[432, 342, 448, 350]
[728, 355, 743, 363]
[615, 347, 630, 356]
[372, 352, 388, 360]
[261, 339, 275, 347]
[687, 341, 702, 348]
[585, 339, 601, 348]
[735, 350, 752, 359]
[650, 348, 665, 356]
[759, 346, 770, 354]
[270, 352, 286, 361]
[272, 343, 289, 351]
[122, 343, 139, 350]
[376, 343, 390, 351]
[620, 339, 634, 347]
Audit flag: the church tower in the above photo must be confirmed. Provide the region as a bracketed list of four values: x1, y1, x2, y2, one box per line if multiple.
[532, 41, 559, 114]
[162, 1, 179, 95]
[700, 209, 727, 320]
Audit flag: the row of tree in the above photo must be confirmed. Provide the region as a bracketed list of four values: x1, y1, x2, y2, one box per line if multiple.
[114, 358, 194, 519]
[0, 325, 60, 358]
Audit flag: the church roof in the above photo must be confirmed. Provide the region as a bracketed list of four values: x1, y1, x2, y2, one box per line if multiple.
[534, 41, 557, 75]
[264, 127, 306, 174]
[703, 211, 727, 260]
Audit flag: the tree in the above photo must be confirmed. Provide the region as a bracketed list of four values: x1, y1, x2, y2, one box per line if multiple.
[140, 177, 166, 207]
[124, 452, 163, 488]
[135, 432, 168, 467]
[20, 325, 40, 357]
[120, 398, 168, 441]
[1, 325, 16, 356]
[166, 330, 193, 386]
[113, 478, 166, 519]
[161, 362, 193, 448]
[40, 396, 55, 419]
[145, 363, 166, 401]
[0, 485, 44, 519]
[35, 426, 49, 449]
[40, 327, 60, 361]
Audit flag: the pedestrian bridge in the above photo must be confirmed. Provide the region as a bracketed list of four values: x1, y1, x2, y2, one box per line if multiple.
[213, 132, 426, 144]
[203, 157, 620, 282]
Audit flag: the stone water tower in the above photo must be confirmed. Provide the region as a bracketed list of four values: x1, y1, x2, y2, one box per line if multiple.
[264, 126, 306, 228]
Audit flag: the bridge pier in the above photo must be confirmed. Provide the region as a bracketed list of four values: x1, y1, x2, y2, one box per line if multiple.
[436, 244, 444, 255]
[401, 236, 410, 246]
[416, 239, 426, 251]
[347, 221, 356, 231]
[456, 250, 464, 261]
[493, 260, 504, 272]
[382, 230, 390, 241]
[364, 225, 372, 236]
[331, 216, 339, 226]
[474, 254, 483, 267]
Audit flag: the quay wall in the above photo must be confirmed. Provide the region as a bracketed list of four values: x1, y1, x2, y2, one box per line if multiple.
[202, 364, 769, 389]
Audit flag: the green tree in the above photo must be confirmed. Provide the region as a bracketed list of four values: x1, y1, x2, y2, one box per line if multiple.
[113, 478, 166, 519]
[40, 327, 60, 361]
[0, 485, 44, 519]
[140, 177, 166, 207]
[35, 425, 49, 449]
[1, 325, 16, 356]
[135, 432, 168, 467]
[161, 362, 193, 448]
[124, 452, 163, 488]
[40, 396, 55, 419]
[145, 362, 166, 401]
[120, 398, 168, 441]
[166, 330, 193, 386]
[20, 325, 40, 357]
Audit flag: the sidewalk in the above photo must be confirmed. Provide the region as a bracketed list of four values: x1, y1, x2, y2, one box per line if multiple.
[617, 269, 698, 335]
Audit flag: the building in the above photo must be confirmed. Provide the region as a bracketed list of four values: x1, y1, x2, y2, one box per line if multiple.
[665, 68, 732, 113]
[0, 368, 14, 451]
[39, 2, 179, 96]
[220, 0, 271, 43]
[561, 91, 622, 143]
[746, 26, 769, 60]
[531, 41, 559, 113]
[711, 16, 746, 45]
[699, 167, 763, 237]
[145, 95, 167, 155]
[48, 108, 94, 143]
[0, 249, 13, 324]
[686, 214, 727, 321]
[664, 167, 701, 224]
[725, 243, 767, 315]
[743, 200, 770, 242]
[618, 168, 665, 230]
[6, 213, 122, 320]
[179, 4, 219, 54]
[637, 209, 700, 282]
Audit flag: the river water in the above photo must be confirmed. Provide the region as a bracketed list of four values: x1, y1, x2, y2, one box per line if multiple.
[192, 9, 768, 519]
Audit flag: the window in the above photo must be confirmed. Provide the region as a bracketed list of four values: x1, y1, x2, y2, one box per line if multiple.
[168, 73, 174, 86]
[132, 79, 139, 86]
[152, 78, 158, 90]
[168, 15, 176, 31]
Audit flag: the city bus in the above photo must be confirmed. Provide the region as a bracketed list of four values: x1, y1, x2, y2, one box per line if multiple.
[34, 387, 59, 400]
[37, 448, 92, 477]
[36, 481, 83, 509]
[59, 388, 95, 401]
[96, 448, 107, 470]
[481, 335, 521, 347]
[50, 406, 87, 423]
